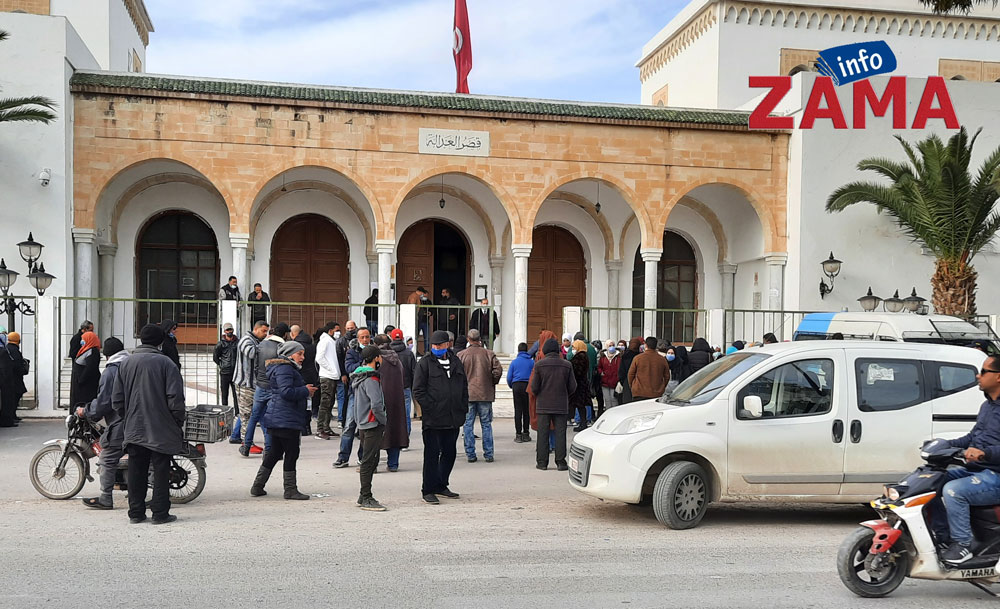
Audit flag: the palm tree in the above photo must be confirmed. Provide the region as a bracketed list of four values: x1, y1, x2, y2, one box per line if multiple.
[826, 127, 1000, 318]
[0, 30, 57, 124]
[920, 0, 998, 13]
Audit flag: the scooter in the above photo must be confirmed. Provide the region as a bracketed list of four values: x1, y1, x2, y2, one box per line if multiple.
[838, 438, 1000, 598]
[29, 414, 208, 504]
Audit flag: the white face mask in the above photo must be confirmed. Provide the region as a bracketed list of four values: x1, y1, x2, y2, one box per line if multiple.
[333, 331, 342, 339]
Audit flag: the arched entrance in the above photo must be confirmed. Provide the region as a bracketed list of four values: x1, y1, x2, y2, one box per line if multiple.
[136, 211, 219, 343]
[528, 225, 586, 339]
[270, 214, 350, 332]
[396, 219, 472, 335]
[632, 231, 698, 342]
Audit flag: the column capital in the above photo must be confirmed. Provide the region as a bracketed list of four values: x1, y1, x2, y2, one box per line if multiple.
[71, 227, 97, 244]
[640, 248, 662, 263]
[229, 232, 250, 249]
[97, 242, 118, 257]
[605, 259, 623, 272]
[366, 253, 378, 265]
[511, 244, 532, 258]
[489, 255, 506, 269]
[718, 263, 737, 275]
[374, 239, 395, 255]
[764, 252, 788, 266]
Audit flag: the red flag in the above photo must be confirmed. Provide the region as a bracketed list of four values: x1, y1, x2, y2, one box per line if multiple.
[453, 0, 472, 93]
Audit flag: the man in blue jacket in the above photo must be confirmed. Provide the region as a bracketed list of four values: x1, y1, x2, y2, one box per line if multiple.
[506, 342, 534, 443]
[936, 355, 1000, 564]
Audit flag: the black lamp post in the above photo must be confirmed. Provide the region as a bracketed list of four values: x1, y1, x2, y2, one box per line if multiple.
[0, 233, 56, 331]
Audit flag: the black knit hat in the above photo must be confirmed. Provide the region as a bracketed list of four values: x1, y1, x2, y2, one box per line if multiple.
[139, 324, 164, 346]
[102, 337, 125, 357]
[542, 338, 560, 354]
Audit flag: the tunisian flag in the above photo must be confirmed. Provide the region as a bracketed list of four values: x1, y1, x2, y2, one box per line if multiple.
[453, 0, 472, 93]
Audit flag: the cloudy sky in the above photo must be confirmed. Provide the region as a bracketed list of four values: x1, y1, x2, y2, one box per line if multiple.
[144, 0, 688, 104]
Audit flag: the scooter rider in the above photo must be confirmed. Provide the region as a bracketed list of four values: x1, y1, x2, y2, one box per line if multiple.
[933, 355, 1000, 565]
[76, 338, 129, 510]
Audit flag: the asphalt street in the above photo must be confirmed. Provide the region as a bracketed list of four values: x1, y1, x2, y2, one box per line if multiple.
[1, 419, 995, 608]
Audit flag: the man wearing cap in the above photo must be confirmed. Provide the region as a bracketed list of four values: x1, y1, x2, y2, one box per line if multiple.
[77, 337, 128, 509]
[213, 323, 239, 409]
[112, 324, 186, 524]
[242, 322, 288, 457]
[412, 329, 469, 504]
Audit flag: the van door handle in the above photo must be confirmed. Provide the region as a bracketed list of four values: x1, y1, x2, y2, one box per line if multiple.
[832, 420, 844, 443]
[850, 420, 862, 443]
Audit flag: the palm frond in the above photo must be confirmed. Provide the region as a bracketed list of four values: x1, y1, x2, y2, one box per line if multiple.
[0, 96, 57, 112]
[0, 107, 58, 123]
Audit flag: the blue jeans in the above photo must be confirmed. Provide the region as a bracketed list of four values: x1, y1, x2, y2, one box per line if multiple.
[403, 388, 412, 435]
[337, 394, 362, 463]
[337, 381, 349, 426]
[367, 321, 378, 335]
[229, 416, 242, 441]
[463, 401, 494, 459]
[244, 387, 272, 452]
[387, 447, 400, 470]
[937, 467, 1000, 545]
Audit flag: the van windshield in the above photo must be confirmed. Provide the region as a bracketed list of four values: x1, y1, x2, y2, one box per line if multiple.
[665, 352, 771, 406]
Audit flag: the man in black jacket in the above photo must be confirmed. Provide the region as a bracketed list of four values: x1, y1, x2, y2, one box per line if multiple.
[531, 338, 577, 471]
[412, 330, 468, 504]
[159, 319, 181, 370]
[336, 320, 358, 427]
[213, 323, 238, 407]
[468, 298, 500, 348]
[112, 324, 186, 525]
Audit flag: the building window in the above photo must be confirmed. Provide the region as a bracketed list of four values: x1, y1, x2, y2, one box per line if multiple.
[131, 50, 142, 73]
[780, 48, 819, 76]
[631, 231, 698, 342]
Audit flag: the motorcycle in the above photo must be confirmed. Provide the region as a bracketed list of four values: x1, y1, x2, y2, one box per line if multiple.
[29, 414, 208, 504]
[838, 438, 1000, 598]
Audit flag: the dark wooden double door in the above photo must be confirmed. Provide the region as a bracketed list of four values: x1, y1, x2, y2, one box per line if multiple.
[527, 225, 586, 340]
[270, 214, 349, 332]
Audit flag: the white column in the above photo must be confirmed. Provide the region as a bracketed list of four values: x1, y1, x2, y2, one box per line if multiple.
[230, 233, 249, 292]
[375, 240, 394, 328]
[97, 243, 117, 337]
[606, 260, 622, 342]
[488, 255, 505, 301]
[640, 248, 661, 338]
[765, 253, 787, 311]
[512, 244, 531, 347]
[719, 263, 737, 345]
[72, 228, 97, 322]
[367, 253, 378, 290]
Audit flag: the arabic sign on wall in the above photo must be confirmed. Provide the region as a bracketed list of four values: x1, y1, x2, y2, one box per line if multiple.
[419, 128, 490, 157]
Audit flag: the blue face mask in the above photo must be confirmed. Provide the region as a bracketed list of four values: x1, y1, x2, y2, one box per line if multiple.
[607, 346, 616, 354]
[430, 347, 448, 358]
[666, 353, 676, 361]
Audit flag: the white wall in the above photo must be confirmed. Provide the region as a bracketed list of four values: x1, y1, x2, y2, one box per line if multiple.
[641, 24, 720, 108]
[108, 0, 145, 71]
[790, 75, 1000, 315]
[50, 0, 110, 69]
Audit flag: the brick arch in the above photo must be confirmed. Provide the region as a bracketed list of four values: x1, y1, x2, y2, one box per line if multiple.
[245, 161, 384, 234]
[661, 177, 779, 253]
[529, 172, 653, 247]
[545, 190, 616, 262]
[249, 180, 375, 257]
[389, 165, 520, 242]
[78, 153, 235, 231]
[401, 183, 502, 256]
[107, 172, 227, 246]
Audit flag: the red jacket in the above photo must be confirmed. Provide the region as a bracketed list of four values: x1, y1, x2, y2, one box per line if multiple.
[597, 352, 621, 388]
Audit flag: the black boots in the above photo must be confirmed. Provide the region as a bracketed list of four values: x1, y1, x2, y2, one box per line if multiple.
[250, 465, 272, 496]
[283, 471, 309, 500]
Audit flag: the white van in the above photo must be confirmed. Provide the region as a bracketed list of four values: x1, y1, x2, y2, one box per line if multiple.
[793, 312, 999, 355]
[568, 341, 988, 529]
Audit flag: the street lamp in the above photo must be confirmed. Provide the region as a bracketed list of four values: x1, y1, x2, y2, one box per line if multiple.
[858, 287, 882, 312]
[818, 252, 842, 298]
[883, 289, 905, 313]
[902, 287, 927, 314]
[0, 233, 55, 331]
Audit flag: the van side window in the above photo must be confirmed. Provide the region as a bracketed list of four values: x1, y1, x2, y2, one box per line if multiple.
[737, 359, 834, 420]
[856, 359, 924, 412]
[927, 362, 978, 396]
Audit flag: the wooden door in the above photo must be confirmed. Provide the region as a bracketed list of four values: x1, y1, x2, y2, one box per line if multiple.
[270, 214, 349, 332]
[396, 220, 435, 304]
[527, 225, 586, 340]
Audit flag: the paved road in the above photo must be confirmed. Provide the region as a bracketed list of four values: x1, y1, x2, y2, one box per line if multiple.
[0, 419, 994, 608]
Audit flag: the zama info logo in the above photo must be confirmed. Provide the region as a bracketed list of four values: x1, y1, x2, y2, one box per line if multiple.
[748, 40, 959, 130]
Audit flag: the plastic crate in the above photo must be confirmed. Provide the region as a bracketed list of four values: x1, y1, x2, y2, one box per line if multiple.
[183, 404, 234, 443]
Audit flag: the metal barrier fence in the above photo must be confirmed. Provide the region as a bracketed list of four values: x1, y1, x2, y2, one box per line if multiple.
[582, 307, 708, 345]
[722, 309, 816, 348]
[56, 297, 221, 410]
[404, 303, 499, 353]
[236, 299, 399, 339]
[3, 294, 38, 410]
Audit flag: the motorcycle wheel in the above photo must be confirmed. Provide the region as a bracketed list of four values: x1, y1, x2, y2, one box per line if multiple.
[837, 526, 909, 598]
[163, 456, 206, 504]
[29, 446, 86, 500]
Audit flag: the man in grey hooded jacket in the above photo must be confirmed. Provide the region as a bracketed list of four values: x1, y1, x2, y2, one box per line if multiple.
[112, 324, 186, 525]
[78, 338, 128, 510]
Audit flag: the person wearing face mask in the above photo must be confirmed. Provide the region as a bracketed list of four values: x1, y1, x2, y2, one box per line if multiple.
[314, 321, 343, 440]
[336, 320, 358, 427]
[597, 340, 621, 411]
[664, 346, 680, 396]
[70, 331, 102, 413]
[407, 287, 432, 354]
[333, 328, 372, 468]
[250, 341, 316, 500]
[159, 320, 181, 370]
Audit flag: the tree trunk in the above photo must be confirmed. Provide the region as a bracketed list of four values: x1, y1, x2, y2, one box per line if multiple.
[930, 258, 977, 318]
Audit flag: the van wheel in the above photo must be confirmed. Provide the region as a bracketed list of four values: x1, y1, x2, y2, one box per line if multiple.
[652, 461, 709, 529]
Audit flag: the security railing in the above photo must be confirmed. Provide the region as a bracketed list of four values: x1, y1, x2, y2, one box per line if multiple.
[3, 294, 38, 410]
[236, 300, 400, 338]
[581, 306, 708, 345]
[722, 309, 816, 348]
[401, 303, 500, 354]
